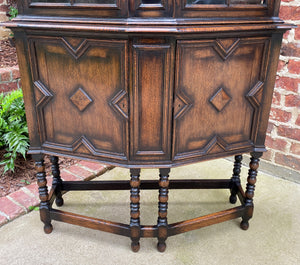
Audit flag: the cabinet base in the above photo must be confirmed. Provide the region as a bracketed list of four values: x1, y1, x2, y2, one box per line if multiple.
[34, 153, 262, 252]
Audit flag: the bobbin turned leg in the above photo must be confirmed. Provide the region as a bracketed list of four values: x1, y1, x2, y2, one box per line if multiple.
[229, 155, 243, 204]
[50, 156, 64, 207]
[33, 154, 53, 234]
[157, 168, 170, 252]
[241, 152, 262, 230]
[130, 168, 141, 252]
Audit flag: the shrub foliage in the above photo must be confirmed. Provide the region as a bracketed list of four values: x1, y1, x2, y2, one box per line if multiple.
[0, 89, 29, 174]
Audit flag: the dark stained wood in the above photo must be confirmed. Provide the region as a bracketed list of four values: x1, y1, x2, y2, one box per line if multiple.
[50, 209, 131, 237]
[129, 168, 141, 252]
[50, 156, 64, 207]
[229, 155, 243, 204]
[5, 0, 292, 252]
[61, 179, 232, 191]
[33, 154, 53, 234]
[157, 168, 170, 252]
[168, 206, 245, 236]
[240, 151, 262, 230]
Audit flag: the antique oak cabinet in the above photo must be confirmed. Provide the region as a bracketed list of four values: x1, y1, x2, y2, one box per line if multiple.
[5, 0, 292, 252]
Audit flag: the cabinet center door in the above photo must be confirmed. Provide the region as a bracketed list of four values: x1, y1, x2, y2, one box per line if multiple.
[30, 37, 129, 161]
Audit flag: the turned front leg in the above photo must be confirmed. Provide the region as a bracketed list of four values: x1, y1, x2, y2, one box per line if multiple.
[241, 152, 262, 230]
[34, 155, 53, 234]
[50, 156, 64, 207]
[130, 168, 141, 252]
[157, 168, 170, 252]
[229, 155, 243, 204]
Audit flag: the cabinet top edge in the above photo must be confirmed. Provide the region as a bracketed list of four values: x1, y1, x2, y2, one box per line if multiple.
[3, 17, 294, 34]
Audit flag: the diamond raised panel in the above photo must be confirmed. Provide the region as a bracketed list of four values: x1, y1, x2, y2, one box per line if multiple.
[209, 87, 231, 112]
[70, 87, 93, 112]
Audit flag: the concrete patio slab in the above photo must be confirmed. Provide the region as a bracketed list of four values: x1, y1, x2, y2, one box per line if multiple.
[0, 158, 299, 265]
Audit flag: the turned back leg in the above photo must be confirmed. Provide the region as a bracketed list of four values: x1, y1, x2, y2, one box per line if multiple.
[230, 155, 243, 204]
[50, 156, 64, 207]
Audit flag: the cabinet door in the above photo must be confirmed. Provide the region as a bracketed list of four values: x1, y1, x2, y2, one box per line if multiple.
[173, 37, 270, 162]
[130, 39, 174, 162]
[29, 37, 129, 162]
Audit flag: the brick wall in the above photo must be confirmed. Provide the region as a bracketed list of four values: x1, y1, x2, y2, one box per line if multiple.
[0, 0, 10, 40]
[0, 66, 21, 93]
[264, 0, 300, 173]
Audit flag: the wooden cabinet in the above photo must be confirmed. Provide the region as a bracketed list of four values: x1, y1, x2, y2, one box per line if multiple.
[5, 0, 292, 252]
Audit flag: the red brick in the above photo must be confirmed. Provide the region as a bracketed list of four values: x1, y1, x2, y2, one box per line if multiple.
[279, 6, 300, 20]
[277, 126, 300, 141]
[296, 115, 300, 126]
[0, 214, 8, 226]
[269, 108, 292, 123]
[24, 183, 39, 197]
[78, 161, 106, 172]
[275, 153, 300, 171]
[272, 91, 281, 105]
[275, 76, 300, 93]
[288, 60, 300, 75]
[281, 43, 300, 58]
[11, 66, 20, 79]
[262, 150, 272, 161]
[267, 122, 275, 134]
[0, 197, 25, 220]
[265, 135, 288, 152]
[60, 170, 82, 181]
[0, 82, 18, 93]
[8, 190, 39, 209]
[0, 69, 12, 82]
[290, 143, 300, 156]
[285, 94, 300, 107]
[295, 27, 300, 40]
[277, 60, 286, 72]
[67, 165, 94, 179]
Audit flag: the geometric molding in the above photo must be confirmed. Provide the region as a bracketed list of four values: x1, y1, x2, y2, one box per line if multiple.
[174, 89, 193, 119]
[34, 80, 54, 108]
[209, 87, 231, 112]
[110, 89, 129, 119]
[246, 81, 264, 108]
[61, 37, 89, 60]
[70, 87, 93, 112]
[213, 38, 240, 61]
[72, 135, 96, 156]
[203, 135, 228, 155]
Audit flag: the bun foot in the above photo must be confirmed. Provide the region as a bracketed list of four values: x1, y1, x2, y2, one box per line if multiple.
[55, 197, 64, 207]
[44, 224, 53, 234]
[131, 242, 140, 252]
[240, 221, 249, 230]
[157, 242, 166, 252]
[229, 195, 237, 204]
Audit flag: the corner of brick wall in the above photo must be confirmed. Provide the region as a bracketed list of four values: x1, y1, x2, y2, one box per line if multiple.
[0, 0, 11, 40]
[263, 0, 300, 172]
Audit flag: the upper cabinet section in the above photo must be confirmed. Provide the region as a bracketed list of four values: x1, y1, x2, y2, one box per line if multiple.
[18, 0, 280, 18]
